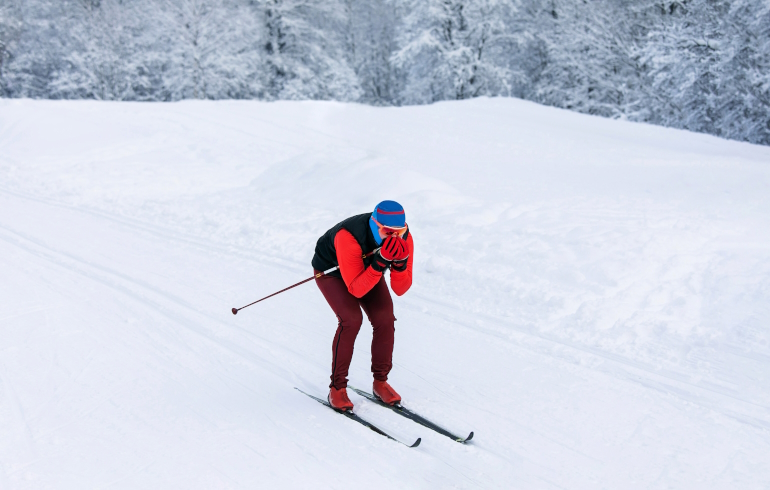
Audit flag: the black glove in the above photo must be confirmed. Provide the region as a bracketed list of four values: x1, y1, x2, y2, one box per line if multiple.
[391, 258, 408, 272]
[370, 250, 391, 272]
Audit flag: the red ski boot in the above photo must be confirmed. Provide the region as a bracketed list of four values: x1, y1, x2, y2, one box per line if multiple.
[373, 380, 402, 406]
[328, 387, 354, 411]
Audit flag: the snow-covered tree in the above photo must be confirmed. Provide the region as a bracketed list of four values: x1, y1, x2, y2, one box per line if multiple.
[706, 0, 770, 145]
[261, 0, 360, 100]
[46, 0, 137, 99]
[528, 0, 650, 118]
[732, 0, 770, 144]
[157, 0, 263, 100]
[344, 0, 399, 104]
[394, 0, 518, 104]
[0, 1, 22, 94]
[639, 0, 770, 144]
[1, 1, 63, 98]
[640, 0, 722, 133]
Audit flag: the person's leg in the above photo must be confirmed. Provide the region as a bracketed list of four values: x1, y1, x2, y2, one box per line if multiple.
[359, 276, 396, 381]
[315, 271, 363, 389]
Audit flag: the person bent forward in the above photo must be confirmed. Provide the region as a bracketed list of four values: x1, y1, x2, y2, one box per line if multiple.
[311, 200, 413, 411]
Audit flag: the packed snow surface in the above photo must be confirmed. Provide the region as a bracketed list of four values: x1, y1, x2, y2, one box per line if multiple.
[1, 98, 769, 489]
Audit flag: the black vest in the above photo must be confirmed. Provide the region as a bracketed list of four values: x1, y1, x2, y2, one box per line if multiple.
[311, 213, 409, 278]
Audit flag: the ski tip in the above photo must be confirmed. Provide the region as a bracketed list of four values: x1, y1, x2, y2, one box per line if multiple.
[410, 437, 422, 448]
[463, 431, 474, 443]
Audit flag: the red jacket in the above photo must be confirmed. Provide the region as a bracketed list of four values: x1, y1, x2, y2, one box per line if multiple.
[334, 229, 414, 298]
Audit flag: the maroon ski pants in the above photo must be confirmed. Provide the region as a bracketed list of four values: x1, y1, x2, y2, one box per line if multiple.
[314, 270, 395, 389]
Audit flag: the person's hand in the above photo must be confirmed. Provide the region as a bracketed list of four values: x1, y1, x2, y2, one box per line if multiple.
[370, 235, 407, 272]
[389, 237, 409, 272]
[380, 235, 407, 261]
[370, 250, 391, 272]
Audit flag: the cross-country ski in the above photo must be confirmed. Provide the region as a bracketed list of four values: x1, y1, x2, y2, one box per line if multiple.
[349, 387, 473, 443]
[295, 388, 421, 448]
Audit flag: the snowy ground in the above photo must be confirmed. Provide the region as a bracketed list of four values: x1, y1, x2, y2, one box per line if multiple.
[1, 98, 769, 489]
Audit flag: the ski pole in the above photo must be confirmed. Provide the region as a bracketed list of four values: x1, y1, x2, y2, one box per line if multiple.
[231, 248, 380, 315]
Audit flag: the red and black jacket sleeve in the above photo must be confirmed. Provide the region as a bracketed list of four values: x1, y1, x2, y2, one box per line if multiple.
[334, 230, 414, 298]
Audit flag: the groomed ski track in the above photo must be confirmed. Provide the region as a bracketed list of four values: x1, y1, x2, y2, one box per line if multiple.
[1, 99, 769, 489]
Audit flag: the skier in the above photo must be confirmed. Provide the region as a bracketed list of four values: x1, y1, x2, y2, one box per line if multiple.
[311, 200, 413, 411]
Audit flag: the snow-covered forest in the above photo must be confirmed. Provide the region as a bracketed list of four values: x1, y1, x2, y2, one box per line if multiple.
[1, 0, 769, 146]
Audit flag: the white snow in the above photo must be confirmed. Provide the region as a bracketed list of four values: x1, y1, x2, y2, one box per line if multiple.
[1, 97, 769, 489]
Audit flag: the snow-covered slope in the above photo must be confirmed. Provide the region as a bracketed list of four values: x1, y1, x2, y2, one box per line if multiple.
[1, 98, 769, 489]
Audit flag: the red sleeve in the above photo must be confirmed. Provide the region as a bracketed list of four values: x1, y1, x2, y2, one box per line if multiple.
[335, 229, 382, 298]
[390, 233, 413, 296]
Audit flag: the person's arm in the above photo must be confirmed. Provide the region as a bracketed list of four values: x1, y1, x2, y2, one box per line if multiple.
[335, 229, 382, 298]
[390, 233, 413, 296]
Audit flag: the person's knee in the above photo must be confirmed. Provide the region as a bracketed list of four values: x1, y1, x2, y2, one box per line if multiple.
[339, 309, 364, 330]
[369, 309, 395, 330]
